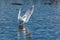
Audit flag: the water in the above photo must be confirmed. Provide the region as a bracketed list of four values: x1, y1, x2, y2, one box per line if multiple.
[0, 0, 60, 40]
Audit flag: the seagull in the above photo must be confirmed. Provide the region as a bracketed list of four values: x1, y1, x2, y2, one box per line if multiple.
[18, 5, 34, 23]
[17, 5, 34, 40]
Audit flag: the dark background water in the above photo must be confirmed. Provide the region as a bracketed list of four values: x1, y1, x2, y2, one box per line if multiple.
[0, 0, 60, 40]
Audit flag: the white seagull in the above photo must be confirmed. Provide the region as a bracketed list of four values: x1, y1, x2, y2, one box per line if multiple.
[17, 5, 34, 40]
[18, 5, 34, 24]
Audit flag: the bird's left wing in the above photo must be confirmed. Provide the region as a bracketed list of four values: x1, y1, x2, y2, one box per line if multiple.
[18, 8, 22, 20]
[22, 5, 34, 23]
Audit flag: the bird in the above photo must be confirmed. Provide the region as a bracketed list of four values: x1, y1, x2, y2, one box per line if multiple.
[17, 5, 34, 40]
[18, 5, 34, 23]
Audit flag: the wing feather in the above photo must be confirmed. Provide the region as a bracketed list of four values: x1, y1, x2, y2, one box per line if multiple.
[18, 8, 22, 20]
[22, 5, 34, 23]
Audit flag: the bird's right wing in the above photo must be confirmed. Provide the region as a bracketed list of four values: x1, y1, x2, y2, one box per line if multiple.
[22, 5, 34, 23]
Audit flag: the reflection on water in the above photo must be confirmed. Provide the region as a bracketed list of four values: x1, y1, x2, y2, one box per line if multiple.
[0, 0, 60, 40]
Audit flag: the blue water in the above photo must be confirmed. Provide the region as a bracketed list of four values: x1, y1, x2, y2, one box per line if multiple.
[0, 0, 60, 40]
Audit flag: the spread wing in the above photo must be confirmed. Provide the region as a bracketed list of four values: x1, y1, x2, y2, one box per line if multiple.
[22, 5, 34, 23]
[18, 8, 23, 21]
[18, 8, 21, 20]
